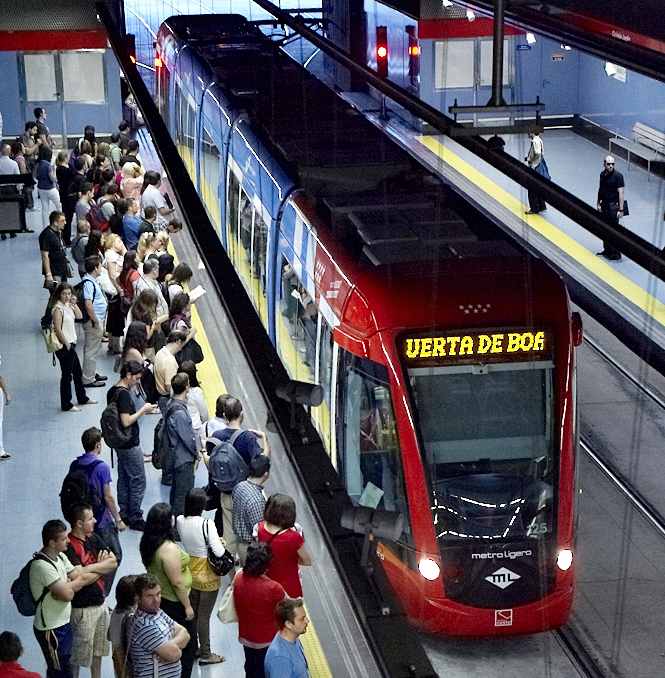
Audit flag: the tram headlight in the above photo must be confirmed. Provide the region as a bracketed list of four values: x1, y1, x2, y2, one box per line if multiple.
[557, 549, 573, 571]
[418, 557, 441, 581]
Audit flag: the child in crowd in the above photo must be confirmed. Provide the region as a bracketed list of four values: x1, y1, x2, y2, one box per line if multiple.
[108, 574, 138, 678]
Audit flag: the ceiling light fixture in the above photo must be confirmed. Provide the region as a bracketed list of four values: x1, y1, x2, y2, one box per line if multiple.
[526, 32, 537, 45]
[466, 8, 476, 21]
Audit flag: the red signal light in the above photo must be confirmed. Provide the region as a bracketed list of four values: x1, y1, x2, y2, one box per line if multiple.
[376, 26, 388, 78]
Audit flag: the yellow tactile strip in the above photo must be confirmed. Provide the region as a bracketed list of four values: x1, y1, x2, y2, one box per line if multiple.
[417, 135, 665, 330]
[168, 244, 333, 676]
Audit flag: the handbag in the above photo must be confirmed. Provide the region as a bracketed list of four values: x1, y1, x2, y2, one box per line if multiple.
[99, 266, 117, 297]
[41, 326, 63, 354]
[217, 580, 238, 623]
[203, 519, 235, 576]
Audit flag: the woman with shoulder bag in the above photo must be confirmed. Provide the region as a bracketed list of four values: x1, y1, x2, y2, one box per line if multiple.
[169, 293, 203, 364]
[51, 283, 96, 412]
[176, 489, 230, 666]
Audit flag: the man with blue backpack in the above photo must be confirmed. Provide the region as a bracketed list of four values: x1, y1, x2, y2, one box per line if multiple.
[60, 427, 125, 591]
[207, 396, 270, 556]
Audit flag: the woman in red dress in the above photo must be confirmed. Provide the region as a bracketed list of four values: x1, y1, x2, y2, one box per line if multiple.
[254, 493, 312, 598]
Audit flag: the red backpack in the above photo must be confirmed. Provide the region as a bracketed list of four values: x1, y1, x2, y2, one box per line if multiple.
[87, 201, 109, 232]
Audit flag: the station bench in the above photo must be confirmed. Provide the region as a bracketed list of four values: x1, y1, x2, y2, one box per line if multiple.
[609, 122, 665, 181]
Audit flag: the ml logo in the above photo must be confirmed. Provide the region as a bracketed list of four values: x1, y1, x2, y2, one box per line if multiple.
[485, 567, 521, 589]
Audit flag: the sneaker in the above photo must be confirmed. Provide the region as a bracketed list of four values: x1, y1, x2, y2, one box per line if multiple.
[95, 373, 108, 381]
[81, 399, 98, 406]
[63, 406, 82, 412]
[0, 452, 11, 460]
[129, 519, 146, 531]
[83, 380, 106, 388]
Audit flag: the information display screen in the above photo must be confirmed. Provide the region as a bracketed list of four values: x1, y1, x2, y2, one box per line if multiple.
[402, 328, 551, 366]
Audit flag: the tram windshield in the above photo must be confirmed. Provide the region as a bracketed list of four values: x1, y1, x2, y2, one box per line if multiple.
[408, 360, 556, 544]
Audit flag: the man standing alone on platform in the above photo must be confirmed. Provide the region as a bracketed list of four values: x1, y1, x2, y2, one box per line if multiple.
[596, 155, 625, 261]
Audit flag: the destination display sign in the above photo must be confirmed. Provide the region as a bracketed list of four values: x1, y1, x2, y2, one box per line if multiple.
[402, 329, 551, 365]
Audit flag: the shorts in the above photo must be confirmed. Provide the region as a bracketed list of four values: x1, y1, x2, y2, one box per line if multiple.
[70, 605, 110, 667]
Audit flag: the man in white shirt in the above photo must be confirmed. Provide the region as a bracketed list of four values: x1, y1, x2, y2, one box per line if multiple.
[134, 258, 169, 318]
[141, 171, 174, 231]
[0, 143, 19, 176]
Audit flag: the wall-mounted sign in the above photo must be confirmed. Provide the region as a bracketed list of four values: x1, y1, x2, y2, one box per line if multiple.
[516, 44, 532, 51]
[551, 52, 565, 62]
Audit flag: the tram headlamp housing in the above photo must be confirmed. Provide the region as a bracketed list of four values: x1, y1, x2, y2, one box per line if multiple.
[557, 548, 573, 571]
[418, 557, 441, 581]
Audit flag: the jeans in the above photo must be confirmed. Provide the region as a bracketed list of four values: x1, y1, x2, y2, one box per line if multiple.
[34, 623, 73, 678]
[39, 187, 62, 228]
[160, 599, 196, 678]
[243, 646, 268, 678]
[169, 461, 195, 520]
[116, 445, 146, 523]
[82, 317, 106, 384]
[189, 588, 219, 657]
[55, 344, 88, 410]
[96, 523, 122, 590]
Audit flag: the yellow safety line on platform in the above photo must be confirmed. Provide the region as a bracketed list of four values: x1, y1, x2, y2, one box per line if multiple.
[417, 135, 665, 329]
[168, 243, 332, 677]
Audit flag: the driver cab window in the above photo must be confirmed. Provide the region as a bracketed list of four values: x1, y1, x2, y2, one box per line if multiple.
[338, 352, 410, 541]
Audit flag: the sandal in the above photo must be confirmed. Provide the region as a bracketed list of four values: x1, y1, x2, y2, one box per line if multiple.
[199, 654, 224, 665]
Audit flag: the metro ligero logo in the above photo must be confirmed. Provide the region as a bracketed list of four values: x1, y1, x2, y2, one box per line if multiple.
[485, 567, 521, 589]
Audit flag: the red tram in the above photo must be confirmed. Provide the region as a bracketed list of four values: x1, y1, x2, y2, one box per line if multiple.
[156, 13, 582, 635]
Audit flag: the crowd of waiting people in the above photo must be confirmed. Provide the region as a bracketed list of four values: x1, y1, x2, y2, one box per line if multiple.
[1, 113, 314, 678]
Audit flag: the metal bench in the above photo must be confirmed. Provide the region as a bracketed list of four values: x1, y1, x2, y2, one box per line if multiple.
[609, 122, 665, 181]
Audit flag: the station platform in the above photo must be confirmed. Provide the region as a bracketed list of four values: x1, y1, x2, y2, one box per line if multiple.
[0, 172, 376, 677]
[335, 89, 665, 354]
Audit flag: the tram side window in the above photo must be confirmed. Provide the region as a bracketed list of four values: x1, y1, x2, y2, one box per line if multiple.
[318, 319, 333, 408]
[227, 170, 239, 244]
[175, 86, 182, 148]
[252, 208, 269, 295]
[200, 123, 220, 226]
[280, 259, 317, 372]
[158, 64, 170, 121]
[238, 188, 253, 276]
[338, 352, 409, 533]
[184, 98, 195, 156]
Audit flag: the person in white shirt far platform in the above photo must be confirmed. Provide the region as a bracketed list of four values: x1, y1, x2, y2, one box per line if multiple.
[141, 170, 175, 231]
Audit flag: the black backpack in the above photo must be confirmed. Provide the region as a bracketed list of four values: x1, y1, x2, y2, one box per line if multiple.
[208, 430, 248, 493]
[101, 387, 134, 450]
[72, 278, 96, 324]
[152, 416, 167, 469]
[11, 553, 57, 620]
[60, 458, 105, 522]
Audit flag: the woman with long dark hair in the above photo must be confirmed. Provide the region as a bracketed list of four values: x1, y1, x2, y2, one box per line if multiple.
[84, 229, 104, 260]
[140, 502, 196, 678]
[127, 289, 167, 360]
[51, 283, 95, 411]
[178, 360, 208, 450]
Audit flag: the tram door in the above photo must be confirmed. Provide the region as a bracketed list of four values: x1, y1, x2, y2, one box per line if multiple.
[19, 51, 107, 144]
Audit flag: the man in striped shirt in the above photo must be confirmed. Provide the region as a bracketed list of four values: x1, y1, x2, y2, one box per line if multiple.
[128, 574, 190, 678]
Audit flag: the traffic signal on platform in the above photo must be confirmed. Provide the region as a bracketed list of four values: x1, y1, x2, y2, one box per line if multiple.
[376, 26, 388, 78]
[126, 33, 136, 64]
